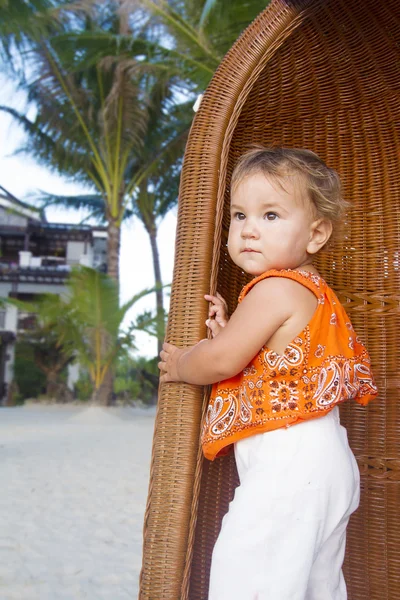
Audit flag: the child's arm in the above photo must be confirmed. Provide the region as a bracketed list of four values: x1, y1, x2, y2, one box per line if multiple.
[159, 277, 297, 386]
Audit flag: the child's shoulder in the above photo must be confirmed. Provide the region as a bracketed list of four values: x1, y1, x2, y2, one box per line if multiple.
[239, 269, 323, 304]
[240, 272, 318, 321]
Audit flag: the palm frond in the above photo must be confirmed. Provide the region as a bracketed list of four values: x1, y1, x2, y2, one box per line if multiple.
[140, 0, 219, 62]
[50, 31, 151, 71]
[37, 192, 106, 218]
[100, 56, 149, 151]
[0, 0, 60, 66]
[198, 0, 216, 29]
[123, 0, 270, 88]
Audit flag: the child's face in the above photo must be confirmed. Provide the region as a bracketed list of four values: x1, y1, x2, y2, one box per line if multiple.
[228, 171, 317, 275]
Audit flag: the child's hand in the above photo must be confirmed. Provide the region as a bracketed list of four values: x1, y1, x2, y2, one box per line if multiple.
[158, 342, 185, 383]
[204, 292, 229, 338]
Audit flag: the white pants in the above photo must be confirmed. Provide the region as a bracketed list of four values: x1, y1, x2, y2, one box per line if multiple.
[208, 408, 360, 600]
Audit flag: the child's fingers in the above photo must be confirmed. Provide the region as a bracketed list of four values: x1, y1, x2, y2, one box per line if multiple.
[204, 293, 226, 306]
[205, 318, 219, 337]
[214, 314, 227, 326]
[216, 292, 228, 306]
[204, 294, 227, 318]
[209, 305, 218, 317]
[209, 307, 227, 321]
[159, 343, 177, 375]
[204, 294, 220, 305]
[162, 342, 176, 353]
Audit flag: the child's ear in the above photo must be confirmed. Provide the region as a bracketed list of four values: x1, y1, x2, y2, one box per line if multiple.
[307, 218, 333, 254]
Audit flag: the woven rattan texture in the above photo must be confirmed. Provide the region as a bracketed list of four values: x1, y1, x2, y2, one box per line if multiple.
[140, 0, 400, 598]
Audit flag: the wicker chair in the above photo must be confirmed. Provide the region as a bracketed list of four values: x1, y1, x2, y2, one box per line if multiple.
[140, 0, 400, 598]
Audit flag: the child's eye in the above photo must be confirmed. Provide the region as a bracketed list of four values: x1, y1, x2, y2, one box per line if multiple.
[265, 212, 278, 221]
[234, 212, 246, 220]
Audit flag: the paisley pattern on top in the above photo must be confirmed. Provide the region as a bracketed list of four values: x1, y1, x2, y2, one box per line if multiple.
[201, 269, 378, 461]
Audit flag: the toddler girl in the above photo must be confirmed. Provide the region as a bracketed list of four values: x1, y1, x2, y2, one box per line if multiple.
[158, 147, 377, 600]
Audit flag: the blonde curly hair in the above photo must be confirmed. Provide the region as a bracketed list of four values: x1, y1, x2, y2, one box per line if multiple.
[231, 146, 349, 246]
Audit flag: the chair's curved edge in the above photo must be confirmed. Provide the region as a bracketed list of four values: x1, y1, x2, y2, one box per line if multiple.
[139, 2, 320, 598]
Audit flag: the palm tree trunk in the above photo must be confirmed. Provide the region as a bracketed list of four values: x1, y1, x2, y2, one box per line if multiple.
[148, 228, 164, 356]
[99, 219, 121, 405]
[107, 220, 121, 282]
[46, 369, 59, 399]
[91, 368, 113, 406]
[35, 352, 71, 400]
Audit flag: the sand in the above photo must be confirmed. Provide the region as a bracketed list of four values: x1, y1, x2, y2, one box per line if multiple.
[0, 404, 156, 599]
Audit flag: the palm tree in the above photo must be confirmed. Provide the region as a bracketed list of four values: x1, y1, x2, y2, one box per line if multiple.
[4, 266, 159, 405]
[123, 0, 270, 91]
[126, 81, 191, 353]
[18, 330, 74, 400]
[10, 294, 76, 400]
[0, 1, 152, 283]
[63, 266, 152, 404]
[34, 78, 192, 353]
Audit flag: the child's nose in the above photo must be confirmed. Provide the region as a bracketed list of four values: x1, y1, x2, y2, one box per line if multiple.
[241, 220, 259, 238]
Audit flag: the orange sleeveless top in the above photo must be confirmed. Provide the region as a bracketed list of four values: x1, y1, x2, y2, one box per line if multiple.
[201, 269, 378, 461]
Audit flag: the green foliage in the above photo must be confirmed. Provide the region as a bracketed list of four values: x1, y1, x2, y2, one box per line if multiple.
[0, 0, 60, 66]
[133, 0, 270, 90]
[14, 340, 46, 401]
[0, 2, 187, 223]
[113, 353, 159, 405]
[133, 307, 168, 339]
[2, 266, 161, 398]
[4, 295, 75, 400]
[64, 266, 160, 391]
[74, 370, 93, 402]
[74, 353, 159, 404]
[113, 373, 141, 403]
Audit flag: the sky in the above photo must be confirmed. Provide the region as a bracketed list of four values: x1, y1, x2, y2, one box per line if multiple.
[0, 74, 177, 358]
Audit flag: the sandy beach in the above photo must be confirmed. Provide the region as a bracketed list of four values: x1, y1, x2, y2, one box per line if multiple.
[0, 404, 156, 600]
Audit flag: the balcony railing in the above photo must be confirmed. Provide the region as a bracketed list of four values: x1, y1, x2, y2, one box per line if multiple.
[0, 254, 91, 282]
[0, 253, 106, 283]
[0, 261, 71, 283]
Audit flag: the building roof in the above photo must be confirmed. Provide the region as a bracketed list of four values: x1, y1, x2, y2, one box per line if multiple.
[0, 186, 107, 237]
[0, 186, 45, 222]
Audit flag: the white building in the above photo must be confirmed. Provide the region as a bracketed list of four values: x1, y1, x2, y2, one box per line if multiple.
[0, 187, 107, 404]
